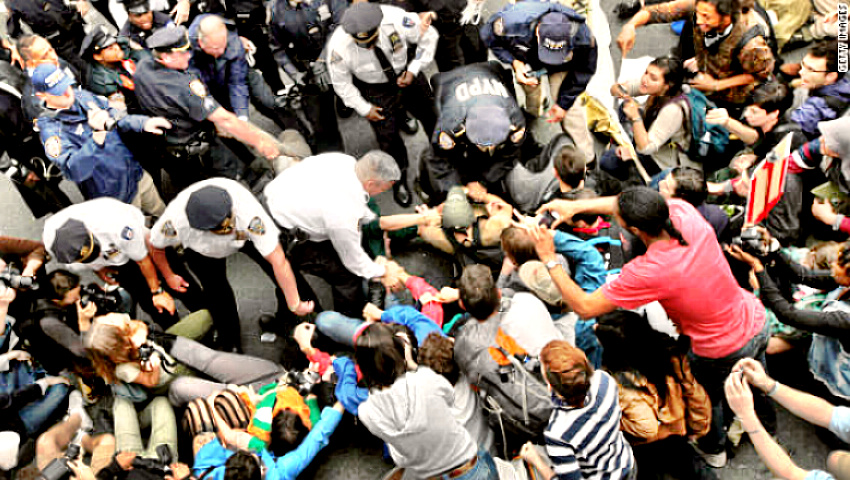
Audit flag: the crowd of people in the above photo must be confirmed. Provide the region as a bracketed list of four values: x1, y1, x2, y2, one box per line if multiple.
[0, 0, 848, 478]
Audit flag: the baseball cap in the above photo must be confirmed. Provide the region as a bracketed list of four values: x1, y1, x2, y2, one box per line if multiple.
[186, 186, 233, 230]
[31, 63, 75, 96]
[519, 260, 565, 306]
[147, 26, 191, 52]
[465, 105, 512, 146]
[536, 12, 575, 66]
[442, 186, 475, 230]
[80, 26, 118, 59]
[121, 0, 151, 14]
[341, 3, 383, 42]
[52, 219, 100, 264]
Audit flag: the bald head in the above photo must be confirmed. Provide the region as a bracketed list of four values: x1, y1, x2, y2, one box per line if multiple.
[197, 15, 229, 58]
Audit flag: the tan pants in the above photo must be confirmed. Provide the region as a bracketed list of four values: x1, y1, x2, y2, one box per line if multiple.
[521, 71, 595, 164]
[131, 170, 165, 217]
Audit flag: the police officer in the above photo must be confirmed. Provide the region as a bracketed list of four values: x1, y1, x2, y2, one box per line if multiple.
[80, 25, 149, 112]
[269, 0, 348, 152]
[32, 62, 168, 216]
[134, 26, 280, 192]
[5, 0, 88, 73]
[43, 199, 200, 328]
[149, 179, 315, 352]
[117, 0, 175, 49]
[188, 14, 298, 133]
[481, 2, 597, 164]
[327, 2, 438, 207]
[424, 61, 529, 205]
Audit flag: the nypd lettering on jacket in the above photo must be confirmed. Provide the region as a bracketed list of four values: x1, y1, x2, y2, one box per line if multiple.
[453, 76, 512, 102]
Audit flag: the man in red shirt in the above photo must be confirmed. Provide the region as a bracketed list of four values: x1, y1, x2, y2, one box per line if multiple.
[529, 186, 771, 467]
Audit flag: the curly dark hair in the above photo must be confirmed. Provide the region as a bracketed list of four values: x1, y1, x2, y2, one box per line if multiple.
[417, 333, 459, 385]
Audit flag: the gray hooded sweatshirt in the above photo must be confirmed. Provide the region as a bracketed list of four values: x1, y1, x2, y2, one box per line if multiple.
[358, 367, 478, 479]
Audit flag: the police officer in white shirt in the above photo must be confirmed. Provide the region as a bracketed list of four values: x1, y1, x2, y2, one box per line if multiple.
[264, 150, 402, 318]
[327, 2, 438, 207]
[149, 178, 314, 353]
[43, 198, 196, 327]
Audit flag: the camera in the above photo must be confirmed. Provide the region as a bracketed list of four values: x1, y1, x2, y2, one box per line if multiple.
[131, 445, 173, 476]
[538, 211, 560, 228]
[0, 266, 38, 290]
[731, 227, 768, 258]
[80, 284, 121, 313]
[281, 369, 321, 396]
[38, 431, 83, 480]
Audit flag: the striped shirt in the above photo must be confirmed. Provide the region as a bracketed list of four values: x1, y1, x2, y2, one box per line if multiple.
[544, 370, 635, 480]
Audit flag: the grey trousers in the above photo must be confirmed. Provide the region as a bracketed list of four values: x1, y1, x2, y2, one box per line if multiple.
[167, 337, 286, 406]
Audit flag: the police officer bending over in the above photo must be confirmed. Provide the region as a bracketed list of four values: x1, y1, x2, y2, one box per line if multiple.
[149, 178, 315, 353]
[327, 2, 438, 207]
[134, 26, 280, 192]
[424, 61, 529, 205]
[188, 14, 300, 134]
[482, 2, 597, 164]
[32, 63, 169, 216]
[43, 199, 200, 328]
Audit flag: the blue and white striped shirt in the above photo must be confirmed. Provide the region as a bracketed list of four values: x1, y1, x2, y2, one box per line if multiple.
[544, 370, 635, 480]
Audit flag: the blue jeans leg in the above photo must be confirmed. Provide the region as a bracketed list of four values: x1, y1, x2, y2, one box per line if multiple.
[690, 320, 773, 454]
[20, 383, 69, 436]
[315, 311, 363, 348]
[449, 451, 498, 480]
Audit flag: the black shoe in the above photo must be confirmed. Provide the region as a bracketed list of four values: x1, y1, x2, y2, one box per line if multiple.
[400, 113, 419, 135]
[393, 182, 412, 207]
[367, 280, 386, 309]
[613, 0, 642, 18]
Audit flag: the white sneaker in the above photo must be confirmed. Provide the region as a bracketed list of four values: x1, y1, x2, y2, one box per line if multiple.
[67, 390, 92, 432]
[691, 442, 727, 468]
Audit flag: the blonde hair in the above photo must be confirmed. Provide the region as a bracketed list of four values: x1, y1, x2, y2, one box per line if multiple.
[84, 313, 138, 384]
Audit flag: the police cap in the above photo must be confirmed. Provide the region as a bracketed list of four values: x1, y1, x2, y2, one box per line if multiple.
[146, 26, 191, 52]
[31, 63, 75, 96]
[341, 3, 383, 41]
[466, 105, 511, 146]
[80, 26, 118, 59]
[186, 186, 233, 230]
[52, 219, 101, 264]
[120, 0, 151, 14]
[537, 12, 575, 66]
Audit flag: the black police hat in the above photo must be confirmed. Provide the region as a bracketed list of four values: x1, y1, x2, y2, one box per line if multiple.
[186, 186, 233, 230]
[52, 219, 100, 264]
[80, 26, 118, 59]
[341, 3, 383, 41]
[120, 0, 151, 14]
[146, 26, 191, 52]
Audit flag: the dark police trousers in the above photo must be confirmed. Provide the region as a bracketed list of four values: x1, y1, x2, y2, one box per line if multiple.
[353, 74, 436, 177]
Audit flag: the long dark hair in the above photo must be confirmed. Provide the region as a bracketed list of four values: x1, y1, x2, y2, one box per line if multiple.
[595, 310, 680, 403]
[643, 56, 686, 128]
[354, 323, 417, 390]
[618, 187, 689, 246]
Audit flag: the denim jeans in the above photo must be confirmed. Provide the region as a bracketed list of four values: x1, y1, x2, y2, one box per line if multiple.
[689, 320, 775, 454]
[436, 450, 498, 480]
[0, 360, 69, 436]
[113, 396, 178, 459]
[315, 311, 364, 348]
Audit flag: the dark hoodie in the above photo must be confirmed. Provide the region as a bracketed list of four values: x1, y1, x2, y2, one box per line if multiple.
[791, 76, 850, 139]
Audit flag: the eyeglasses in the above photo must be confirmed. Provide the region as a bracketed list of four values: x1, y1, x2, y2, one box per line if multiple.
[800, 61, 830, 73]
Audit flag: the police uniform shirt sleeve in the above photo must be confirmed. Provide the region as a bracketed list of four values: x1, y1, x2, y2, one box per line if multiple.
[103, 200, 150, 262]
[480, 13, 517, 65]
[227, 181, 281, 257]
[326, 220, 386, 279]
[150, 205, 184, 250]
[555, 26, 597, 111]
[327, 31, 374, 117]
[388, 8, 437, 76]
[182, 76, 222, 122]
[37, 116, 98, 184]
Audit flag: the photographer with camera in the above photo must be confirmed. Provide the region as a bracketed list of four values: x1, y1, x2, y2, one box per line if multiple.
[725, 358, 850, 480]
[0, 237, 47, 320]
[88, 446, 191, 480]
[728, 231, 850, 402]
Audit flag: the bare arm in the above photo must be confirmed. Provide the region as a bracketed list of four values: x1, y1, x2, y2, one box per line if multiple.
[208, 108, 279, 160]
[264, 244, 312, 315]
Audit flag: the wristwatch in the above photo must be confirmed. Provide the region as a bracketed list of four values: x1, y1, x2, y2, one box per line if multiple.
[151, 286, 164, 296]
[545, 260, 559, 271]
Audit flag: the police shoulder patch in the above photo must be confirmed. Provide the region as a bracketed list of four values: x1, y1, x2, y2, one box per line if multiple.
[438, 131, 455, 150]
[330, 50, 343, 65]
[402, 15, 415, 28]
[189, 79, 207, 98]
[161, 220, 177, 238]
[121, 226, 134, 241]
[248, 216, 266, 235]
[493, 17, 504, 36]
[45, 136, 62, 159]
